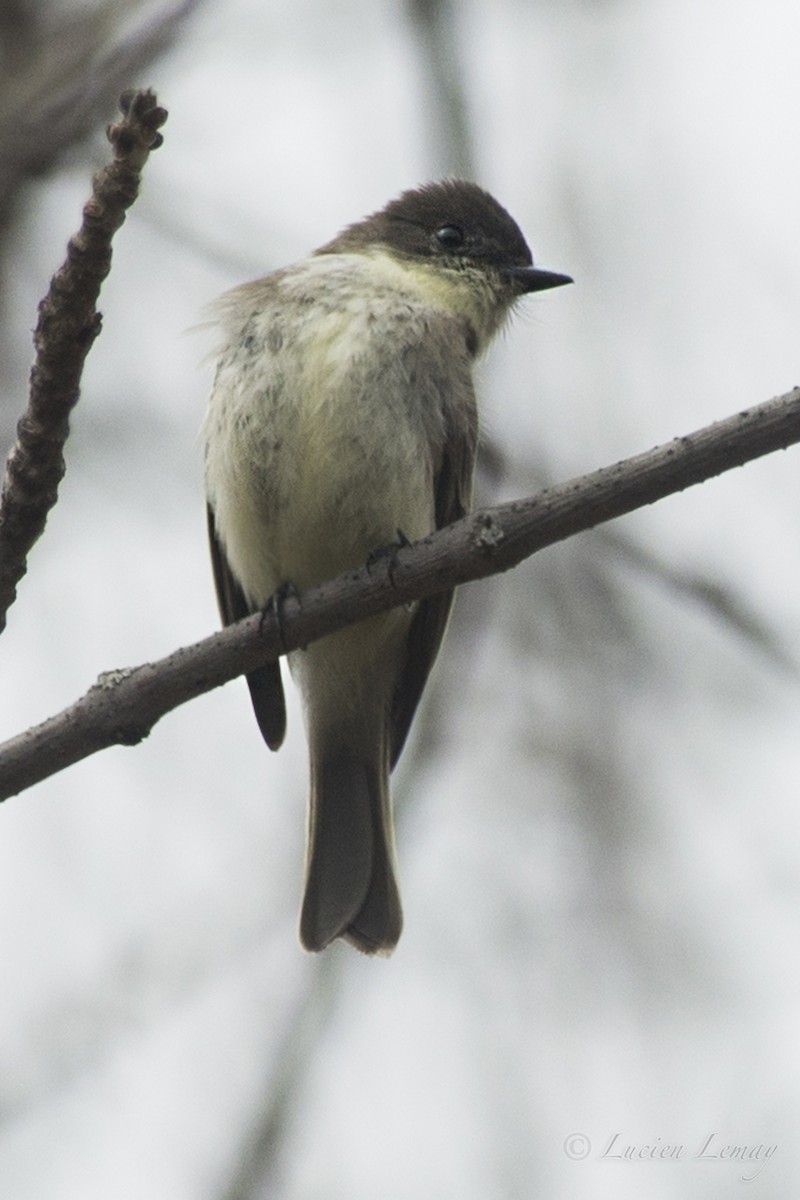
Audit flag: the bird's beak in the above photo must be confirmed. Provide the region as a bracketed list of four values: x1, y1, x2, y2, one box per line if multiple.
[502, 265, 573, 293]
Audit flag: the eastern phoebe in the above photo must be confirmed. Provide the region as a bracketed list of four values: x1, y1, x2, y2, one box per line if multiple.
[203, 180, 571, 954]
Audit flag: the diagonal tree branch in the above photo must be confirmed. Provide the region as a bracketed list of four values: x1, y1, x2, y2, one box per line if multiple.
[0, 385, 798, 802]
[0, 88, 167, 633]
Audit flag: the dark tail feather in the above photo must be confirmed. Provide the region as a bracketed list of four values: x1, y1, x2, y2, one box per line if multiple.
[299, 751, 402, 955]
[247, 660, 286, 750]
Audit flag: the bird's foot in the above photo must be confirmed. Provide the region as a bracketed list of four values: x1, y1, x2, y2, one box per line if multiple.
[261, 581, 301, 652]
[366, 529, 411, 588]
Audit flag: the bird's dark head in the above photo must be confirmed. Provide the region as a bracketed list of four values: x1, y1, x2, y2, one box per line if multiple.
[317, 180, 571, 349]
[319, 179, 571, 293]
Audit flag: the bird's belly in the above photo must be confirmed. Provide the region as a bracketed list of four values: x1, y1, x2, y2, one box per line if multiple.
[213, 398, 434, 606]
[278, 438, 432, 587]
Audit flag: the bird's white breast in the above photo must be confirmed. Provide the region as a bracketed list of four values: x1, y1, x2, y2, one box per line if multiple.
[204, 252, 462, 606]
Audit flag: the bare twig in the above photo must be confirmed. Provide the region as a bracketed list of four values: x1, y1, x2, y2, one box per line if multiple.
[0, 88, 167, 633]
[0, 386, 798, 801]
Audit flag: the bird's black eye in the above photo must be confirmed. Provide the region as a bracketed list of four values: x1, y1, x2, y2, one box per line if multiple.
[434, 224, 465, 250]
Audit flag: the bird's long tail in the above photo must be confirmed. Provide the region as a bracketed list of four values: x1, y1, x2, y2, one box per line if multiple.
[300, 738, 402, 955]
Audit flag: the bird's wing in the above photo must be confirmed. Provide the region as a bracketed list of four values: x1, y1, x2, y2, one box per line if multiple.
[207, 503, 287, 751]
[389, 381, 477, 769]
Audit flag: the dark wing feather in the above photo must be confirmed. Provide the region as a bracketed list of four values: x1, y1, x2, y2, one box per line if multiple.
[207, 504, 287, 751]
[389, 424, 475, 769]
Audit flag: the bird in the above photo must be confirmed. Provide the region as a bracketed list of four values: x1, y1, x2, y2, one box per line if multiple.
[203, 180, 571, 954]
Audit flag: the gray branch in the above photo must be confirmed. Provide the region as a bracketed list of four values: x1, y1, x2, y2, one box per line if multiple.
[0, 385, 798, 801]
[0, 88, 167, 632]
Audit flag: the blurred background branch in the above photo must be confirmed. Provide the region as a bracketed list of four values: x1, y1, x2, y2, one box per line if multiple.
[0, 0, 203, 315]
[0, 0, 195, 199]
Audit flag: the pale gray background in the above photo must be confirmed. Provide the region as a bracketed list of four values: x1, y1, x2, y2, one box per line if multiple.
[0, 0, 798, 1196]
